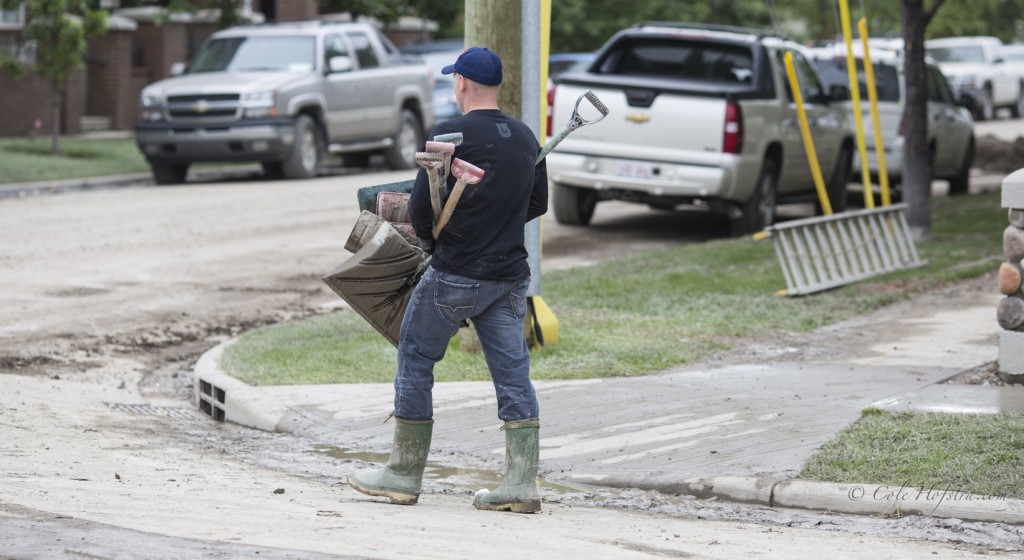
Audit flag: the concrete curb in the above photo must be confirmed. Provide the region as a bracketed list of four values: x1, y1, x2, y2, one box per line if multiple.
[192, 339, 292, 432]
[0, 173, 154, 199]
[677, 476, 1024, 526]
[192, 342, 1024, 526]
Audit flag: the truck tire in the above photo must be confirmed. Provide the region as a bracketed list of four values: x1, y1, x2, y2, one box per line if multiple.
[947, 137, 974, 196]
[1013, 88, 1024, 119]
[384, 110, 423, 170]
[820, 144, 852, 214]
[552, 183, 597, 226]
[731, 158, 778, 237]
[281, 114, 321, 179]
[151, 163, 188, 185]
[979, 86, 995, 122]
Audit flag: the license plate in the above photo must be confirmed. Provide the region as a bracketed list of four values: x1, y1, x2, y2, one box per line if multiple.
[617, 162, 654, 179]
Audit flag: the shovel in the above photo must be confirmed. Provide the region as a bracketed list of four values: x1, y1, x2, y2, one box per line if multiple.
[433, 158, 485, 239]
[425, 140, 457, 191]
[414, 151, 445, 223]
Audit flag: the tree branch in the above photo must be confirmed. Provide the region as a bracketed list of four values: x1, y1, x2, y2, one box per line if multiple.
[924, 0, 947, 25]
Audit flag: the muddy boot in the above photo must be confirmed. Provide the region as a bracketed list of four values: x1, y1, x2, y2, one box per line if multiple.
[347, 417, 432, 505]
[473, 418, 541, 513]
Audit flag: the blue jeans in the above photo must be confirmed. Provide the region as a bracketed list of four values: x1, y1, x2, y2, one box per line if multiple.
[393, 266, 538, 422]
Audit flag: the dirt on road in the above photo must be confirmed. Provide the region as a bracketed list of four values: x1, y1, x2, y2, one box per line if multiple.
[1, 170, 1021, 557]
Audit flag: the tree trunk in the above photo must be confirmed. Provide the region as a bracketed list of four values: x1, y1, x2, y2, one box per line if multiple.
[51, 77, 61, 156]
[900, 0, 931, 240]
[464, 0, 522, 119]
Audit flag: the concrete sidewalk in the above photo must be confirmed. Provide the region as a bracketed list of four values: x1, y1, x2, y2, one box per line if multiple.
[193, 284, 1024, 525]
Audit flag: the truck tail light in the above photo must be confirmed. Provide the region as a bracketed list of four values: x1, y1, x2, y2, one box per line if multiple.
[898, 110, 905, 137]
[723, 99, 743, 154]
[546, 83, 556, 138]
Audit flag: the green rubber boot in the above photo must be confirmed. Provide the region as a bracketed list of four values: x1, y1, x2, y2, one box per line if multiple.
[473, 418, 541, 513]
[347, 417, 432, 505]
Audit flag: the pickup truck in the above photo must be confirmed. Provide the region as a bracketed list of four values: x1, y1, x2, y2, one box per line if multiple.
[546, 22, 854, 235]
[926, 36, 1024, 121]
[135, 20, 434, 184]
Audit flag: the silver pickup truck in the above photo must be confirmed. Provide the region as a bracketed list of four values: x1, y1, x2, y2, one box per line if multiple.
[135, 21, 434, 184]
[546, 22, 855, 235]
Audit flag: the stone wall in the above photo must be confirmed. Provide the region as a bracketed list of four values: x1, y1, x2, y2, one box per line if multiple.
[997, 168, 1024, 384]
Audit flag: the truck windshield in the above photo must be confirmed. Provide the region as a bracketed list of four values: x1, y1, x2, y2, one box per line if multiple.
[812, 58, 901, 102]
[190, 36, 316, 73]
[926, 45, 985, 64]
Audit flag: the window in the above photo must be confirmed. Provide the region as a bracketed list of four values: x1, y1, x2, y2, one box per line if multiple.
[324, 33, 349, 66]
[779, 49, 826, 102]
[347, 32, 379, 69]
[599, 38, 753, 84]
[0, 1, 24, 28]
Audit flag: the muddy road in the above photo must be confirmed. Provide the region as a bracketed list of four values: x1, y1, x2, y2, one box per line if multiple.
[1, 170, 1020, 558]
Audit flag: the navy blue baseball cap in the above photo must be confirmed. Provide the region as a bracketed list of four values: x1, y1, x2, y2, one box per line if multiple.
[441, 47, 503, 85]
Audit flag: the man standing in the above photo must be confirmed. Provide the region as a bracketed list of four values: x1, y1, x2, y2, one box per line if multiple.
[347, 47, 548, 514]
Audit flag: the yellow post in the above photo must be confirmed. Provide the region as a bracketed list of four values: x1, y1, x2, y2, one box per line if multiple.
[784, 52, 831, 215]
[858, 18, 892, 207]
[838, 0, 875, 208]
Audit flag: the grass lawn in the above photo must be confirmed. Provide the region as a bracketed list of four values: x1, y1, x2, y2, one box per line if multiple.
[0, 136, 150, 184]
[220, 189, 1004, 387]
[801, 408, 1024, 500]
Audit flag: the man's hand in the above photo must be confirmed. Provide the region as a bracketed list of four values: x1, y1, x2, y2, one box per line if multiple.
[419, 237, 436, 254]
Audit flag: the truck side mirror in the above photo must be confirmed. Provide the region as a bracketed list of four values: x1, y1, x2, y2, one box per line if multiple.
[329, 56, 353, 73]
[169, 62, 187, 76]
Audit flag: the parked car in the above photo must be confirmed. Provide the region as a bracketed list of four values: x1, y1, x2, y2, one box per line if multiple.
[135, 20, 434, 183]
[925, 36, 1024, 121]
[546, 22, 855, 235]
[808, 45, 975, 195]
[401, 38, 465, 123]
[549, 51, 595, 82]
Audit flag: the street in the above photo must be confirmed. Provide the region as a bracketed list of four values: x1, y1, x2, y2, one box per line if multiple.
[0, 144, 1020, 556]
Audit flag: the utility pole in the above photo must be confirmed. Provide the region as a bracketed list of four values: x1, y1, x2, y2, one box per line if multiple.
[463, 0, 557, 348]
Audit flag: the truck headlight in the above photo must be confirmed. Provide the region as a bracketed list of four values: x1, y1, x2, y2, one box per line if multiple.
[242, 90, 278, 119]
[139, 93, 164, 122]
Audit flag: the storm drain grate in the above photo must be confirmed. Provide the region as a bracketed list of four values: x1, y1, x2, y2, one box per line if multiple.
[197, 379, 227, 422]
[104, 402, 198, 419]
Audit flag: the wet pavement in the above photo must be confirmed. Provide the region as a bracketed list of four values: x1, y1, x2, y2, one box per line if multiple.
[193, 284, 1024, 523]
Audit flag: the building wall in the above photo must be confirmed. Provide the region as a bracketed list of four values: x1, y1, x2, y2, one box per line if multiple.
[87, 29, 135, 130]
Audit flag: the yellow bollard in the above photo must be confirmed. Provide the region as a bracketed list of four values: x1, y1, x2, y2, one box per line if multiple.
[858, 18, 892, 207]
[783, 52, 832, 216]
[839, 0, 875, 209]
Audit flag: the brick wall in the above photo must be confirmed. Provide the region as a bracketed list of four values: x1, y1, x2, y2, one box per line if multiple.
[271, 0, 318, 22]
[87, 29, 134, 130]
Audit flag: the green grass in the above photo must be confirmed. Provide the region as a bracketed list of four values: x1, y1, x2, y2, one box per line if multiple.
[800, 408, 1024, 499]
[221, 190, 1005, 387]
[0, 136, 149, 184]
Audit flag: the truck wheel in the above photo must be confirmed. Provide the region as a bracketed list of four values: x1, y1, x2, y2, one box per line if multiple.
[552, 183, 597, 226]
[947, 137, 974, 196]
[151, 163, 188, 185]
[820, 144, 852, 214]
[731, 158, 778, 237]
[281, 114, 321, 179]
[384, 110, 423, 170]
[980, 87, 995, 121]
[1013, 89, 1024, 119]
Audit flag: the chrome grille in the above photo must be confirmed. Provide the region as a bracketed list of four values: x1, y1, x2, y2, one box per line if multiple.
[166, 93, 240, 121]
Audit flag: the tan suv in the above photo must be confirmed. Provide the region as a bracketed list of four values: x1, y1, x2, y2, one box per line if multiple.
[135, 20, 434, 184]
[546, 22, 855, 235]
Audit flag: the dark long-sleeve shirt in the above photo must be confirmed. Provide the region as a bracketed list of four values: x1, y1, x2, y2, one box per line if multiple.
[409, 109, 548, 281]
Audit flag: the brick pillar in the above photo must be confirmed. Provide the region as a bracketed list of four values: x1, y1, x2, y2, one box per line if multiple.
[998, 168, 1024, 384]
[87, 29, 135, 129]
[274, 0, 318, 21]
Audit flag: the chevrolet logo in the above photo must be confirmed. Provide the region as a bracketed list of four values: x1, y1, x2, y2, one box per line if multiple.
[625, 113, 650, 124]
[192, 99, 211, 114]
